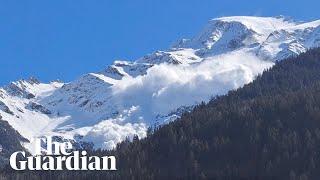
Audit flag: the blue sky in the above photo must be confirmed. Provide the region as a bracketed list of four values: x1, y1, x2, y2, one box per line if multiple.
[0, 0, 319, 85]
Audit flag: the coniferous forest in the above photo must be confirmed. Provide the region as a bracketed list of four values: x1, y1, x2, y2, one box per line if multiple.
[3, 48, 320, 179]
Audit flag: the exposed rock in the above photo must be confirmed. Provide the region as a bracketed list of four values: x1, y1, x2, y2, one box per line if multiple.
[0, 102, 14, 116]
[0, 120, 29, 167]
[28, 77, 40, 85]
[26, 102, 51, 115]
[4, 82, 35, 99]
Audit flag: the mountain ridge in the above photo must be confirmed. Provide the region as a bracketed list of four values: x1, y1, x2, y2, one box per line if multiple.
[1, 16, 320, 153]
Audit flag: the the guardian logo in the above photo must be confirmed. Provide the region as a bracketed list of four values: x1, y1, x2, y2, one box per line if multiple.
[10, 137, 117, 171]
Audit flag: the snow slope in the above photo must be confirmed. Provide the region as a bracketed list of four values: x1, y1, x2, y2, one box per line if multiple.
[1, 16, 320, 153]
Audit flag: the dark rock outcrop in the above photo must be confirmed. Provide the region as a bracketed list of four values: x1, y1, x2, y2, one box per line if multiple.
[26, 102, 51, 115]
[0, 120, 29, 168]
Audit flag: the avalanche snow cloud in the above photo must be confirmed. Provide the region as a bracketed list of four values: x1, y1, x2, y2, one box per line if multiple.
[85, 52, 272, 149]
[1, 16, 320, 152]
[111, 52, 272, 117]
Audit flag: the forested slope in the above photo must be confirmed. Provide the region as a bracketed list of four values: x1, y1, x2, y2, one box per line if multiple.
[4, 48, 320, 179]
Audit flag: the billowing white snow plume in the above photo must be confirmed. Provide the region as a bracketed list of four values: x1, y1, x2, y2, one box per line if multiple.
[1, 16, 320, 153]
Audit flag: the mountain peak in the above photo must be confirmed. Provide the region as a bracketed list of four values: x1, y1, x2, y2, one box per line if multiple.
[2, 15, 320, 152]
[273, 15, 303, 24]
[28, 77, 41, 85]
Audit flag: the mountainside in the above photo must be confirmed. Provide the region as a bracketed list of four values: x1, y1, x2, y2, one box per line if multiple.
[108, 47, 320, 180]
[1, 16, 320, 153]
[100, 47, 320, 180]
[0, 118, 28, 168]
[5, 45, 320, 180]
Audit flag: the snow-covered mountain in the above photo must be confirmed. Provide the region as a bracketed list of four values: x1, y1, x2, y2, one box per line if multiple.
[1, 16, 320, 153]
